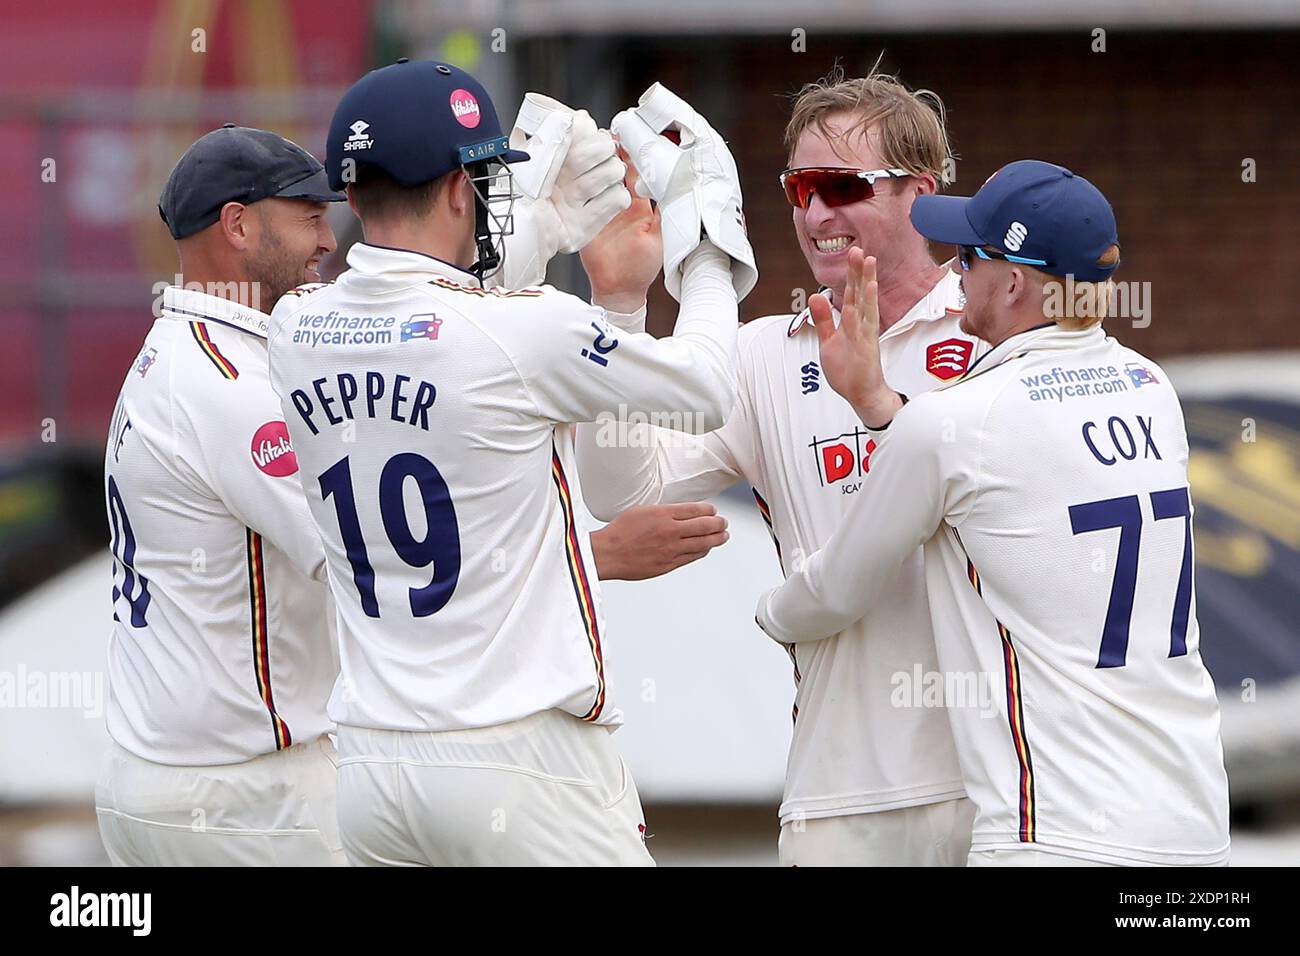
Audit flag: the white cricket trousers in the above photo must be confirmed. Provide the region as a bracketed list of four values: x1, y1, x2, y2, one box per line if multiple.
[336, 709, 655, 866]
[778, 797, 976, 866]
[95, 734, 345, 866]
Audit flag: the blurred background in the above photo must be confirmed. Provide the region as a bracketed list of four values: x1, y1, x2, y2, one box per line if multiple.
[1, 0, 1298, 866]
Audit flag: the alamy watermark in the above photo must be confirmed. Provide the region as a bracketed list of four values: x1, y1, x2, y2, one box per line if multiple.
[891, 664, 999, 718]
[0, 664, 104, 718]
[1042, 275, 1152, 328]
[589, 405, 713, 458]
[151, 276, 263, 315]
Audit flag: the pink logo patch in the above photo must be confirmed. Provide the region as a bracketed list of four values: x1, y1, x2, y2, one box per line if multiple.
[251, 421, 298, 477]
[450, 88, 481, 128]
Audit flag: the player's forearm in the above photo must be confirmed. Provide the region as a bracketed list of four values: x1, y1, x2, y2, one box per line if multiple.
[592, 289, 649, 316]
[757, 418, 942, 644]
[756, 545, 875, 644]
[660, 242, 739, 430]
[853, 390, 907, 431]
[596, 302, 647, 334]
[589, 525, 626, 579]
[575, 421, 665, 520]
[575, 418, 740, 520]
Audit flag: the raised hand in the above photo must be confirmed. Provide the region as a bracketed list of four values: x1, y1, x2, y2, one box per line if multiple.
[809, 248, 903, 428]
[580, 146, 663, 314]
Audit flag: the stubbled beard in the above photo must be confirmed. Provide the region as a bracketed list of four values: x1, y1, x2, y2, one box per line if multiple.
[247, 229, 307, 311]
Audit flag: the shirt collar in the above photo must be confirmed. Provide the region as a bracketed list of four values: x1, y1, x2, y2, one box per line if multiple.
[959, 322, 1108, 382]
[160, 285, 271, 339]
[345, 241, 480, 284]
[786, 262, 963, 338]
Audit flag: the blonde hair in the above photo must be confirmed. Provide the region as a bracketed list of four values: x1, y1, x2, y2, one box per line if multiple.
[1036, 245, 1122, 330]
[784, 58, 953, 185]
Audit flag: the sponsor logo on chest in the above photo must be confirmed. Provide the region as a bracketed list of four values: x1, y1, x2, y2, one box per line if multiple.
[809, 427, 877, 495]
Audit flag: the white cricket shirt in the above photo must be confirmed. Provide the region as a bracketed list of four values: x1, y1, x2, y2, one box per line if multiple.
[578, 269, 984, 823]
[266, 241, 737, 734]
[104, 287, 336, 766]
[758, 323, 1231, 864]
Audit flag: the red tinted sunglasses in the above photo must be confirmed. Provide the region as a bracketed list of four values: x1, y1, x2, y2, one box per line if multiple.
[779, 166, 910, 209]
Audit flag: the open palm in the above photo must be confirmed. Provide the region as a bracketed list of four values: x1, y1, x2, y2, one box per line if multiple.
[810, 249, 899, 427]
[580, 147, 663, 308]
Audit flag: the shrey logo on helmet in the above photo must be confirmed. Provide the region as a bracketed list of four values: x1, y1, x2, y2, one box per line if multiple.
[450, 89, 481, 129]
[926, 338, 974, 381]
[251, 421, 299, 477]
[345, 120, 373, 151]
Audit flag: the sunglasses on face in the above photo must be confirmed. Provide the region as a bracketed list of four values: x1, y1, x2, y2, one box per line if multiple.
[779, 166, 911, 209]
[957, 245, 1053, 271]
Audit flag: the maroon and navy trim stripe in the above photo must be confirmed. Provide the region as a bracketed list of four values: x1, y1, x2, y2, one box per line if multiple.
[786, 644, 802, 723]
[246, 529, 290, 750]
[752, 488, 800, 719]
[551, 448, 606, 721]
[959, 534, 1036, 842]
[751, 488, 784, 567]
[189, 321, 239, 380]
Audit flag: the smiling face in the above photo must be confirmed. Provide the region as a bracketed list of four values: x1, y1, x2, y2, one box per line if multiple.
[789, 113, 930, 302]
[248, 198, 337, 306]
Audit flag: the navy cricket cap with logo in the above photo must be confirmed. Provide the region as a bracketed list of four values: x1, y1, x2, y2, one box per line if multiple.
[910, 160, 1119, 281]
[326, 58, 530, 191]
[158, 124, 343, 240]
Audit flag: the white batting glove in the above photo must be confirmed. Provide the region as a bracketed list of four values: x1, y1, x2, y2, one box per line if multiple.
[611, 83, 757, 301]
[496, 94, 629, 289]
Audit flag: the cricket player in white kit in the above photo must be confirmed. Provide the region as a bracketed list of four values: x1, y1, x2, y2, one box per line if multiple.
[758, 161, 1231, 866]
[578, 70, 981, 865]
[97, 118, 729, 868]
[98, 127, 347, 866]
[267, 62, 755, 866]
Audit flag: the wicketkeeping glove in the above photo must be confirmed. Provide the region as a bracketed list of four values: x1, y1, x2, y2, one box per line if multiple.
[496, 93, 629, 289]
[611, 83, 757, 301]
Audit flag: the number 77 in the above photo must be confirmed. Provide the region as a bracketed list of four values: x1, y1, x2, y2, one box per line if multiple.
[1067, 487, 1193, 669]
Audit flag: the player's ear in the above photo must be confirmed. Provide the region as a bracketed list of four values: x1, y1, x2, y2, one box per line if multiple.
[1006, 265, 1033, 308]
[218, 201, 253, 251]
[912, 171, 938, 197]
[447, 170, 474, 219]
[345, 184, 361, 219]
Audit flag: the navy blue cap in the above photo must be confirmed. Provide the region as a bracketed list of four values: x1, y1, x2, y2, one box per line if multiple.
[911, 160, 1119, 281]
[159, 125, 343, 240]
[326, 59, 529, 191]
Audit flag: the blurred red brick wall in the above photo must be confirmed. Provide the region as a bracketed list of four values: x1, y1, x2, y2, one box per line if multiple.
[617, 30, 1300, 357]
